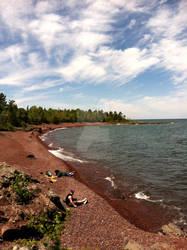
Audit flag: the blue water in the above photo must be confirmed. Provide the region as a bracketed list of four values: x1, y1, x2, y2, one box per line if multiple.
[43, 119, 187, 226]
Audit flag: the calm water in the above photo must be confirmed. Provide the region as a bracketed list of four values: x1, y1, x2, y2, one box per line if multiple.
[43, 119, 187, 226]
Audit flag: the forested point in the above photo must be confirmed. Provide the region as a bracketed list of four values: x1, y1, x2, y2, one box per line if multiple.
[0, 92, 129, 131]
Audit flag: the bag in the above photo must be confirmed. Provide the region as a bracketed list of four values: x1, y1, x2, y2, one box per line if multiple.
[46, 170, 52, 177]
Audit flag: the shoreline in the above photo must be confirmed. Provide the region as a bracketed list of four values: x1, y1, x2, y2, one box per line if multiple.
[0, 122, 187, 249]
[39, 123, 179, 233]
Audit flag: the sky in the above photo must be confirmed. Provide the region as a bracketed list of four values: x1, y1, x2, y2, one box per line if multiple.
[0, 0, 187, 119]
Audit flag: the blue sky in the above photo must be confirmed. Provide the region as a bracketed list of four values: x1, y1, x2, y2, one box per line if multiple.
[0, 0, 187, 119]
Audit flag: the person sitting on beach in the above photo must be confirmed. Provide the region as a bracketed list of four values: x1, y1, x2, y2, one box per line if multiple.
[65, 190, 88, 208]
[55, 169, 75, 177]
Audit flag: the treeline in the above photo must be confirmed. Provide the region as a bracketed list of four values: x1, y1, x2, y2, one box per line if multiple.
[0, 92, 128, 130]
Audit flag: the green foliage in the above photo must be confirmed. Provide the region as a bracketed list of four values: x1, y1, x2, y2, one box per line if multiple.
[10, 171, 33, 204]
[0, 92, 129, 131]
[15, 239, 39, 248]
[9, 170, 71, 249]
[0, 92, 7, 113]
[28, 209, 70, 249]
[29, 210, 65, 239]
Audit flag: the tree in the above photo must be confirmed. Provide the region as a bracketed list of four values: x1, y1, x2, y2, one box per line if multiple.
[7, 100, 19, 126]
[0, 93, 7, 113]
[0, 92, 128, 131]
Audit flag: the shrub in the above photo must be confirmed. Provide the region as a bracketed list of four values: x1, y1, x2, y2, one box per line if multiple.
[10, 171, 33, 204]
[28, 209, 70, 249]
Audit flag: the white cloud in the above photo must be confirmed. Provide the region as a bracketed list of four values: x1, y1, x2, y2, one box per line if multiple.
[98, 98, 145, 118]
[159, 0, 167, 4]
[151, 39, 187, 83]
[146, 1, 187, 85]
[97, 46, 159, 84]
[23, 79, 62, 92]
[147, 1, 187, 38]
[72, 92, 85, 100]
[0, 0, 161, 89]
[0, 44, 26, 68]
[98, 95, 187, 119]
[0, 0, 32, 31]
[75, 32, 110, 51]
[15, 95, 43, 104]
[58, 55, 106, 82]
[57, 46, 159, 85]
[35, 1, 59, 15]
[139, 34, 152, 45]
[116, 0, 157, 12]
[29, 14, 66, 51]
[0, 0, 186, 119]
[127, 19, 136, 29]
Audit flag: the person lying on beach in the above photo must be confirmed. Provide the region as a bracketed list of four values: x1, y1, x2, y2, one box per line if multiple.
[55, 169, 75, 177]
[65, 190, 88, 208]
[42, 170, 75, 183]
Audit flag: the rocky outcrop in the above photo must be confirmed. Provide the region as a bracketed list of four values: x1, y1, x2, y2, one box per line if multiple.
[0, 162, 66, 244]
[160, 223, 186, 238]
[123, 238, 145, 250]
[123, 238, 175, 250]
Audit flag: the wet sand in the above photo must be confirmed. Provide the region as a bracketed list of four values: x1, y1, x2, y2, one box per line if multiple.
[0, 123, 187, 249]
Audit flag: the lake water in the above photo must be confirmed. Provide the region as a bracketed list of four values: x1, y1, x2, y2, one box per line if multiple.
[41, 119, 187, 228]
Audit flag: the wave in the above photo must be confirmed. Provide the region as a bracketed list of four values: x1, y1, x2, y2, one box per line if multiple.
[135, 191, 163, 203]
[53, 127, 68, 131]
[48, 148, 86, 163]
[39, 134, 48, 142]
[39, 127, 68, 142]
[135, 191, 150, 200]
[105, 176, 116, 188]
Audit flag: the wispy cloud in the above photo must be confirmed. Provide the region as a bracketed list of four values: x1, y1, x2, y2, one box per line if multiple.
[0, 0, 187, 118]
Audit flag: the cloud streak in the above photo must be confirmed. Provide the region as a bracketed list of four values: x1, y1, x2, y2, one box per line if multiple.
[0, 0, 186, 118]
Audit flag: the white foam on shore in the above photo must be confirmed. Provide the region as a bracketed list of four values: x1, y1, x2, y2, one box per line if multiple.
[135, 191, 150, 200]
[135, 191, 163, 203]
[39, 127, 68, 142]
[48, 148, 86, 163]
[105, 176, 116, 188]
[48, 143, 54, 147]
[39, 134, 47, 141]
[53, 127, 67, 131]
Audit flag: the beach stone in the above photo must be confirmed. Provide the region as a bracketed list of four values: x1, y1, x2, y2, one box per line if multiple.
[28, 184, 41, 194]
[13, 246, 30, 250]
[47, 189, 66, 212]
[0, 194, 10, 205]
[32, 193, 57, 212]
[1, 223, 18, 240]
[161, 223, 184, 237]
[12, 245, 40, 250]
[150, 242, 175, 250]
[123, 239, 145, 250]
[0, 212, 8, 224]
[26, 154, 36, 159]
[0, 162, 15, 184]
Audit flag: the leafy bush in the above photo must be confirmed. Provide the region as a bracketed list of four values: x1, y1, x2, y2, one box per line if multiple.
[10, 171, 33, 204]
[28, 209, 70, 249]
